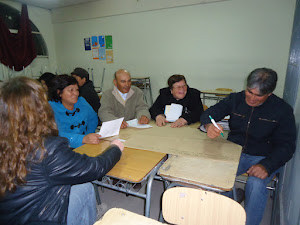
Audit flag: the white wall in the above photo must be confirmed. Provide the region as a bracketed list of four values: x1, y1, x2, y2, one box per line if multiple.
[0, 0, 57, 80]
[53, 0, 295, 105]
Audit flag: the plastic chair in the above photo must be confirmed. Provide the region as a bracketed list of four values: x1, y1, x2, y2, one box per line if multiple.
[162, 187, 246, 225]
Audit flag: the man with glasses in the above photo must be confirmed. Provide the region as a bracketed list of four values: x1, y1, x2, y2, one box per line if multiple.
[99, 69, 150, 129]
[200, 68, 296, 225]
[150, 74, 203, 128]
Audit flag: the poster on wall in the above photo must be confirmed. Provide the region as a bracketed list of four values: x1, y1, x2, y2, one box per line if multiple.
[92, 48, 99, 59]
[91, 36, 99, 47]
[99, 47, 106, 60]
[99, 36, 105, 48]
[106, 50, 113, 64]
[84, 37, 91, 51]
[105, 35, 113, 49]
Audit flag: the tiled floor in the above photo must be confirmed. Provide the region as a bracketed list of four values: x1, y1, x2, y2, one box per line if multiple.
[96, 179, 273, 225]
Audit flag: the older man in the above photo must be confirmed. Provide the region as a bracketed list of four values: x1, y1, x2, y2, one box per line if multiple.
[99, 69, 150, 129]
[200, 68, 296, 225]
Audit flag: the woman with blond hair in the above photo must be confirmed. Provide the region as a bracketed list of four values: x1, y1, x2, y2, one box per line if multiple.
[0, 77, 123, 225]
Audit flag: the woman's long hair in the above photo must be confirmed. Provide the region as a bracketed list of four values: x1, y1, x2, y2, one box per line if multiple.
[0, 77, 58, 197]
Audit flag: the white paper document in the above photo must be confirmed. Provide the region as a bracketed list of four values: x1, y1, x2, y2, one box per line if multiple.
[165, 103, 183, 122]
[126, 119, 152, 128]
[98, 117, 124, 138]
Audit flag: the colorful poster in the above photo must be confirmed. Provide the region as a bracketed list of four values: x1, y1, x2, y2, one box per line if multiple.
[99, 47, 106, 60]
[105, 35, 113, 49]
[99, 36, 105, 48]
[84, 37, 91, 51]
[91, 36, 98, 47]
[92, 47, 99, 59]
[106, 50, 113, 64]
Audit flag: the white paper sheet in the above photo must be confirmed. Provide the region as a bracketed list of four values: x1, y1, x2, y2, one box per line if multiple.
[126, 119, 152, 128]
[165, 103, 183, 122]
[98, 117, 124, 138]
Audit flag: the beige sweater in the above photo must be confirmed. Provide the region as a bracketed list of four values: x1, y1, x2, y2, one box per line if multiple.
[99, 86, 150, 122]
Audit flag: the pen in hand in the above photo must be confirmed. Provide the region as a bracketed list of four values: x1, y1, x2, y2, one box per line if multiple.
[209, 115, 224, 137]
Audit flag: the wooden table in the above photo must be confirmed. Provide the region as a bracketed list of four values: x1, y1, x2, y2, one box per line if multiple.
[74, 141, 166, 217]
[201, 89, 235, 104]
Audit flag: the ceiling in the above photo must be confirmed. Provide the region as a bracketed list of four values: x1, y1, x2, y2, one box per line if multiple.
[11, 0, 100, 10]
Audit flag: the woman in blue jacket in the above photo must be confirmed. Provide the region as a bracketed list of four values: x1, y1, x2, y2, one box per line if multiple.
[48, 75, 100, 148]
[0, 77, 123, 225]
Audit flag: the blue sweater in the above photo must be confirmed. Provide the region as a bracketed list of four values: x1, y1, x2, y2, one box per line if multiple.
[49, 97, 98, 148]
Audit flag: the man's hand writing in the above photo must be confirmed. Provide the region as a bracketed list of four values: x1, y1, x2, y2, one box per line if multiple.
[205, 123, 223, 139]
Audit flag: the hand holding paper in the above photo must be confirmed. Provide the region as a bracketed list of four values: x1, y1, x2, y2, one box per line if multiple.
[98, 117, 124, 138]
[165, 103, 183, 122]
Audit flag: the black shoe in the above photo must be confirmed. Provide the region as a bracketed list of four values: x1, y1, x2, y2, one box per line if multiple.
[235, 188, 245, 203]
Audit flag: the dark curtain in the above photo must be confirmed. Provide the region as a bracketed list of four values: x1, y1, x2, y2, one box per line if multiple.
[0, 4, 36, 71]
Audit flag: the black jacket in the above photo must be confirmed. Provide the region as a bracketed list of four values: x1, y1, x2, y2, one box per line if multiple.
[80, 80, 101, 113]
[0, 136, 121, 225]
[200, 91, 296, 175]
[150, 87, 203, 124]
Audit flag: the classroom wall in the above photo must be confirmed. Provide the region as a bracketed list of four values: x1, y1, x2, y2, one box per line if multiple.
[0, 0, 57, 80]
[52, 0, 296, 105]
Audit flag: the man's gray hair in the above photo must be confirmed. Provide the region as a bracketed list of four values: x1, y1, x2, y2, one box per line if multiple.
[247, 68, 278, 95]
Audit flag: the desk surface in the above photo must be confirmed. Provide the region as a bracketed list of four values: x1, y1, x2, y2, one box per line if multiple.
[159, 154, 239, 191]
[74, 142, 166, 183]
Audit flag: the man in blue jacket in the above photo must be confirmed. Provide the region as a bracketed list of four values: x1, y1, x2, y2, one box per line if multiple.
[200, 68, 296, 225]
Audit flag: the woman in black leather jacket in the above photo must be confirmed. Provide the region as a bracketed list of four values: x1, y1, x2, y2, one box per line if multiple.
[0, 77, 123, 225]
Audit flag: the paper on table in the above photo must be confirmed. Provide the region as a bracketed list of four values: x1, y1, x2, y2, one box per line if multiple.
[126, 119, 152, 128]
[98, 117, 124, 138]
[165, 103, 183, 122]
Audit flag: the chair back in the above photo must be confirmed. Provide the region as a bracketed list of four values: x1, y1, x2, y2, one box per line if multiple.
[162, 187, 246, 225]
[215, 88, 233, 97]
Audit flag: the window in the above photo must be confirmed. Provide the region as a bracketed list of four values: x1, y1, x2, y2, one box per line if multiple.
[0, 2, 48, 56]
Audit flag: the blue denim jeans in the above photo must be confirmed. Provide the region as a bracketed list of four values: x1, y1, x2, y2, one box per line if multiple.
[236, 153, 280, 225]
[67, 182, 97, 225]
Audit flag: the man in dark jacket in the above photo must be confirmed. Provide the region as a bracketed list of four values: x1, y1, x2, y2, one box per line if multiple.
[200, 68, 296, 225]
[71, 67, 101, 113]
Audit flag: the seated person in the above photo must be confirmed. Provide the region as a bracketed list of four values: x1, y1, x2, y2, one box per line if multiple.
[71, 67, 101, 113]
[200, 68, 296, 225]
[48, 74, 100, 148]
[150, 74, 203, 128]
[0, 76, 123, 225]
[38, 72, 56, 92]
[99, 69, 151, 129]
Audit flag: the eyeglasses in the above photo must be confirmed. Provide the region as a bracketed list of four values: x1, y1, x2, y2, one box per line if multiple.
[70, 120, 85, 130]
[66, 108, 80, 116]
[173, 84, 187, 90]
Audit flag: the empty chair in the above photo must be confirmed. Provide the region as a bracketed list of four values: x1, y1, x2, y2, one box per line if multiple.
[215, 88, 233, 102]
[162, 187, 246, 225]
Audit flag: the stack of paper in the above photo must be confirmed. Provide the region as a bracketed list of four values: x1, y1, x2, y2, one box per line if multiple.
[165, 103, 183, 122]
